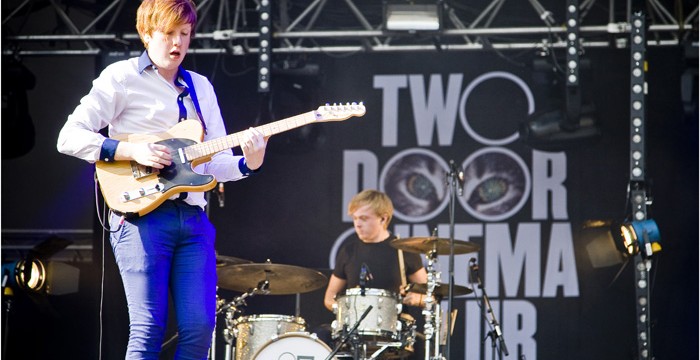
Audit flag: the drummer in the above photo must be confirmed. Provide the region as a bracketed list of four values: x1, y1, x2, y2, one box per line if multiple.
[324, 189, 427, 311]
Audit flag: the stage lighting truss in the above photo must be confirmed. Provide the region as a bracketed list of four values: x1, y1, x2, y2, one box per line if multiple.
[630, 14, 648, 182]
[1, 0, 696, 56]
[628, 12, 657, 360]
[257, 0, 272, 93]
[565, 3, 580, 87]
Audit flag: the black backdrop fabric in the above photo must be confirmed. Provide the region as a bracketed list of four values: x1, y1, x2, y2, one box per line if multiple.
[1, 48, 697, 360]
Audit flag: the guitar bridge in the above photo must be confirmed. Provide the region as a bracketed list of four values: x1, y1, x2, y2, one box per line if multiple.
[131, 162, 158, 179]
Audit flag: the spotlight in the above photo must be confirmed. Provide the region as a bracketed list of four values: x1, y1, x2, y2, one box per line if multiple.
[384, 1, 442, 32]
[1, 259, 79, 296]
[616, 219, 662, 258]
[582, 219, 661, 268]
[2, 258, 46, 293]
[519, 105, 600, 151]
[520, 0, 600, 151]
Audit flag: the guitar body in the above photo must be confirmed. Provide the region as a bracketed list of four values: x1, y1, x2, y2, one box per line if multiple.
[95, 120, 215, 217]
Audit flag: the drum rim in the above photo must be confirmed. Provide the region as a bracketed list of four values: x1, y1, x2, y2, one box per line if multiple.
[233, 313, 306, 325]
[251, 331, 333, 359]
[343, 287, 397, 297]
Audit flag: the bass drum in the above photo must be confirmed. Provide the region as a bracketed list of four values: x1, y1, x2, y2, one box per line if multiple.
[253, 332, 338, 360]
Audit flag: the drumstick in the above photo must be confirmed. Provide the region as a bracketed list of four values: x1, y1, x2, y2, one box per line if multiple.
[398, 249, 407, 289]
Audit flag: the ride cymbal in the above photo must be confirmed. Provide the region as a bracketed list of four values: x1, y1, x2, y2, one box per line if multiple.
[217, 262, 328, 295]
[391, 237, 480, 255]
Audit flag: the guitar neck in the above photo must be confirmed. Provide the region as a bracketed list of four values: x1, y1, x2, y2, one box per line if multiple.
[183, 110, 318, 161]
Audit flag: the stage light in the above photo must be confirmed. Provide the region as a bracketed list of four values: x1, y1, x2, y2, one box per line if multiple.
[2, 259, 79, 296]
[2, 258, 46, 293]
[520, 0, 600, 151]
[617, 220, 662, 258]
[582, 219, 661, 268]
[519, 105, 600, 151]
[384, 1, 442, 32]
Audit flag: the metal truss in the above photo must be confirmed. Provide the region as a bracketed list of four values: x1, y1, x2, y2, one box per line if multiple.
[1, 0, 697, 57]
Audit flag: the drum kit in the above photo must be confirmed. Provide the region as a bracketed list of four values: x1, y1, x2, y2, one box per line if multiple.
[211, 236, 480, 360]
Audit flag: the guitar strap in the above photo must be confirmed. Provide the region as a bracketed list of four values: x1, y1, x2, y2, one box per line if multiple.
[178, 67, 207, 135]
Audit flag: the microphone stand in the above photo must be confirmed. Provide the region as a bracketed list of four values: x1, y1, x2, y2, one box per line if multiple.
[443, 160, 463, 359]
[217, 280, 270, 360]
[471, 263, 509, 359]
[326, 305, 373, 360]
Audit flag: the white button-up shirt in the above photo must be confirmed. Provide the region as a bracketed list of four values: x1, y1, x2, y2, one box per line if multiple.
[57, 52, 248, 209]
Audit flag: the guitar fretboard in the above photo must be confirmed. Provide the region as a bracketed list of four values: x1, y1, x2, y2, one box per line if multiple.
[183, 110, 318, 161]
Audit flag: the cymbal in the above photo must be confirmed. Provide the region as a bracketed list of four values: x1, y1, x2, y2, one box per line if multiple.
[391, 237, 480, 255]
[216, 255, 253, 267]
[217, 262, 328, 295]
[406, 282, 473, 297]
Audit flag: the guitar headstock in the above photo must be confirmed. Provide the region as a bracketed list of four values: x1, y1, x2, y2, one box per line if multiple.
[314, 102, 366, 122]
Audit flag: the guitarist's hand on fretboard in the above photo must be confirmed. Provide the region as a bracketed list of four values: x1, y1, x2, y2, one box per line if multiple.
[115, 142, 173, 169]
[239, 127, 267, 171]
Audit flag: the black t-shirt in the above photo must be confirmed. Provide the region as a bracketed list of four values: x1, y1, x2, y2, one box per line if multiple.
[333, 234, 424, 294]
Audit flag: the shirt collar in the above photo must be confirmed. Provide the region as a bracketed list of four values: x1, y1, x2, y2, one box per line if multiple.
[138, 51, 187, 88]
[137, 51, 154, 74]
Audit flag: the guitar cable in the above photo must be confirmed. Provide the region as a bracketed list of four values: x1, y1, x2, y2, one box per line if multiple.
[94, 172, 125, 234]
[94, 172, 125, 360]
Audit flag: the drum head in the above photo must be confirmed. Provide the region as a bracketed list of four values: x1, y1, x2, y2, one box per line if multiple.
[253, 332, 334, 360]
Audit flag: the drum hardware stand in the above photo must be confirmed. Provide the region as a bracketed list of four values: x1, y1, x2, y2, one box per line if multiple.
[470, 260, 508, 360]
[422, 248, 444, 360]
[367, 316, 417, 360]
[443, 159, 463, 360]
[326, 305, 373, 360]
[222, 280, 270, 360]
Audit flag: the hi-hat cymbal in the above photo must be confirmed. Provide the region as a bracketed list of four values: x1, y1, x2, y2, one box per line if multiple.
[391, 237, 480, 255]
[216, 255, 253, 267]
[406, 282, 473, 297]
[217, 262, 328, 295]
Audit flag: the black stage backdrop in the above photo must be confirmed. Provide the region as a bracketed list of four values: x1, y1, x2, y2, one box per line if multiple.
[1, 48, 697, 360]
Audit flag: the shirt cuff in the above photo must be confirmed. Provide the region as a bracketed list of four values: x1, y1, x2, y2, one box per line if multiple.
[238, 157, 261, 176]
[100, 138, 119, 162]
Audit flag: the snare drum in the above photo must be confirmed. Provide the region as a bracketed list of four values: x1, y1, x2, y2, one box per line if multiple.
[332, 288, 402, 341]
[233, 314, 306, 360]
[253, 332, 339, 360]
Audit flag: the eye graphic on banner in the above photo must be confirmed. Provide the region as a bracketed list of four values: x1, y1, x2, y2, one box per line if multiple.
[380, 148, 450, 222]
[459, 147, 531, 222]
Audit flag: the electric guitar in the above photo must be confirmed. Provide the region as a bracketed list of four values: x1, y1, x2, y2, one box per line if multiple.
[95, 102, 365, 217]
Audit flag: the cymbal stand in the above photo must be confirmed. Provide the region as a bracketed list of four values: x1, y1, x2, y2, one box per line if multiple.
[222, 280, 270, 360]
[422, 249, 443, 360]
[444, 159, 463, 360]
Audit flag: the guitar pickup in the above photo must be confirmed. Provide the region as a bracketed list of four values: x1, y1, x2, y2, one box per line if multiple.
[121, 183, 164, 202]
[131, 162, 158, 179]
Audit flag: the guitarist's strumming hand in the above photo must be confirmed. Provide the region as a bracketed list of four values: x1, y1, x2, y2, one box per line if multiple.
[240, 127, 267, 171]
[115, 142, 173, 169]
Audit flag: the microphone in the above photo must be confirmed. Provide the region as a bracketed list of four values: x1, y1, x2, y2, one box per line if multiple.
[447, 160, 465, 196]
[359, 263, 372, 296]
[469, 258, 482, 288]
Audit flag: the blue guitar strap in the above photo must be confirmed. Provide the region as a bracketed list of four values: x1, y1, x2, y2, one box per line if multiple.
[178, 67, 207, 135]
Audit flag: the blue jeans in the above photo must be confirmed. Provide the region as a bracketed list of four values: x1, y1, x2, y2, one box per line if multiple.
[110, 200, 217, 360]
